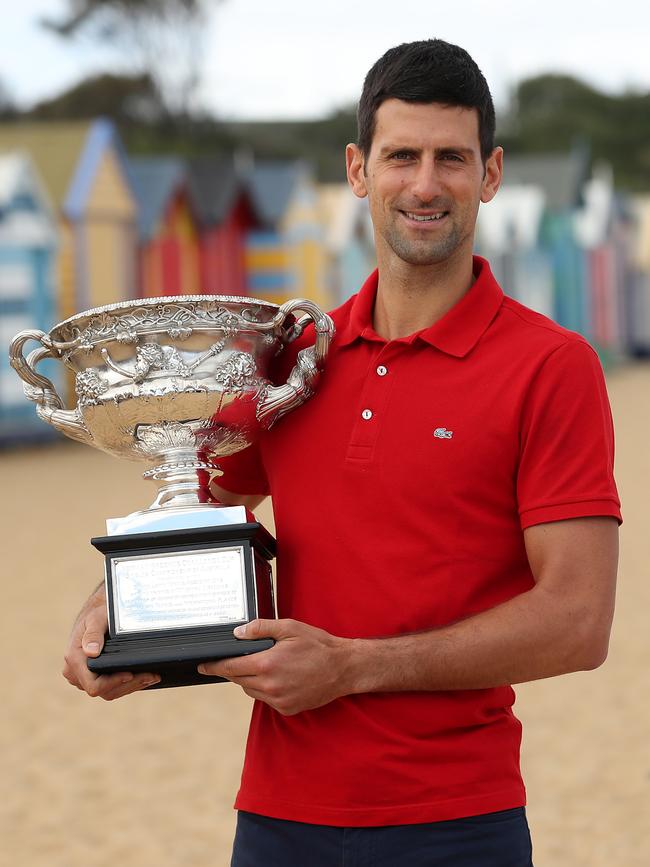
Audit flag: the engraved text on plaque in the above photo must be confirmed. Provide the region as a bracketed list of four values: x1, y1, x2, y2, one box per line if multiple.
[112, 546, 248, 633]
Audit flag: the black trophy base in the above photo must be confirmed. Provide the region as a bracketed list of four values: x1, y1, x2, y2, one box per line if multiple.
[88, 630, 274, 689]
[88, 521, 277, 689]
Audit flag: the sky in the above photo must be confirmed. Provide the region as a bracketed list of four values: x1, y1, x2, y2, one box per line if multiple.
[2, 0, 650, 120]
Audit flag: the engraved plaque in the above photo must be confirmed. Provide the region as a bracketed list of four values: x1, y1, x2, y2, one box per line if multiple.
[112, 546, 248, 634]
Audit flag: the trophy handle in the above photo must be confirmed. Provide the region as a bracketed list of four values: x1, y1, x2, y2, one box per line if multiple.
[9, 329, 93, 445]
[256, 299, 335, 428]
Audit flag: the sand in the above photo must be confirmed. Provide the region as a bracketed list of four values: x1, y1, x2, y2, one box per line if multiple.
[2, 362, 648, 867]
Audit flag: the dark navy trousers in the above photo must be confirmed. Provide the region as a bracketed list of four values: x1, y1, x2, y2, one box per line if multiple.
[231, 808, 534, 866]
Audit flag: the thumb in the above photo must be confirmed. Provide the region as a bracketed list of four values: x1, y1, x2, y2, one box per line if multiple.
[234, 618, 295, 641]
[82, 613, 107, 657]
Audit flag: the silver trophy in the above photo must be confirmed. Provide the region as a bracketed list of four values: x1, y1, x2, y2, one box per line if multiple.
[9, 295, 334, 688]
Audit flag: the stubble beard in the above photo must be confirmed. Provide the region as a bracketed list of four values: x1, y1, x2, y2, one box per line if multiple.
[383, 214, 465, 267]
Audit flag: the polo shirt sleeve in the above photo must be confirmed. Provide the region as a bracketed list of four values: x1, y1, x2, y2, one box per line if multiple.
[216, 442, 270, 497]
[517, 338, 621, 529]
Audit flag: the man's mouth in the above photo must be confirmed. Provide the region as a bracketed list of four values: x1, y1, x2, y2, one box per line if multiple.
[402, 211, 449, 222]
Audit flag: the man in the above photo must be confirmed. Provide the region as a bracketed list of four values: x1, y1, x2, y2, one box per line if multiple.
[63, 39, 621, 866]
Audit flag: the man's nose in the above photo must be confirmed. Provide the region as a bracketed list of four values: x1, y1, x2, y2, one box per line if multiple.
[411, 158, 443, 203]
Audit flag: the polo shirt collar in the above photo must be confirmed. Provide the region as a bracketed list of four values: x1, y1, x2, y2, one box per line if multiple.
[337, 256, 504, 358]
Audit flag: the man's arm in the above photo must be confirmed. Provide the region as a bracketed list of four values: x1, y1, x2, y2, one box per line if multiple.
[200, 516, 618, 714]
[62, 484, 266, 700]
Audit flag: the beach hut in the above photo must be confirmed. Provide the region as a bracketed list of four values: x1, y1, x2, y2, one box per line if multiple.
[318, 183, 375, 305]
[502, 151, 591, 336]
[475, 184, 554, 319]
[628, 195, 650, 355]
[128, 156, 201, 297]
[0, 119, 138, 322]
[0, 151, 58, 443]
[245, 161, 330, 308]
[572, 166, 633, 361]
[187, 159, 256, 296]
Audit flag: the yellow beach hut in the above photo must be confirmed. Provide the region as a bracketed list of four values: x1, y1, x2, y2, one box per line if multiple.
[0, 119, 137, 323]
[245, 161, 331, 309]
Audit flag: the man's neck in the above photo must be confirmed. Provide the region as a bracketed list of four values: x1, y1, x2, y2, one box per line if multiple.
[372, 252, 475, 341]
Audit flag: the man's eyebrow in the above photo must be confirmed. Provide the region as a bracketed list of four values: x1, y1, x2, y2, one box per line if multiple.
[378, 144, 418, 155]
[378, 144, 477, 157]
[435, 146, 476, 157]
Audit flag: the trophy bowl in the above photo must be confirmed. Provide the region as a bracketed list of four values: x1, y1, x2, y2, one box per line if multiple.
[9, 295, 334, 689]
[10, 294, 334, 510]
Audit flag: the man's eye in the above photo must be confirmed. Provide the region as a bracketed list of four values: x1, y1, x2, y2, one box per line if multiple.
[441, 153, 463, 162]
[391, 152, 414, 160]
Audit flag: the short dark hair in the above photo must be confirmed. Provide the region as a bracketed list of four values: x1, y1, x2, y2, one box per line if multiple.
[357, 39, 495, 162]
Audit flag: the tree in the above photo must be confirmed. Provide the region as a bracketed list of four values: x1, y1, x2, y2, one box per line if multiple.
[28, 72, 163, 123]
[41, 0, 218, 118]
[499, 74, 650, 192]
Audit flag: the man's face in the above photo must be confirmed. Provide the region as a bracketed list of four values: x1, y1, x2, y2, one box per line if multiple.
[346, 99, 502, 268]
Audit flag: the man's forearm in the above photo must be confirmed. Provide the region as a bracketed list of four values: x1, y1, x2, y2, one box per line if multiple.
[343, 582, 610, 695]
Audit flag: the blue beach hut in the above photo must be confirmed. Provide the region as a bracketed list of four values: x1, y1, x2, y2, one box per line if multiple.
[0, 152, 59, 443]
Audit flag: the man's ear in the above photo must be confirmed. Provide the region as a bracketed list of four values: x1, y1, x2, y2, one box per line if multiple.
[480, 146, 503, 204]
[346, 143, 368, 199]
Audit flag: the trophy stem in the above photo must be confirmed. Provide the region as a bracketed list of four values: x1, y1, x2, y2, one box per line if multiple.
[143, 450, 224, 510]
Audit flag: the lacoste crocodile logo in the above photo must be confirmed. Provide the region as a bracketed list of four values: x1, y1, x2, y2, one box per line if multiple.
[433, 427, 453, 439]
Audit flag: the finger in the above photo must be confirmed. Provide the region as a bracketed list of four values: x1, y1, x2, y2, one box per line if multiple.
[240, 686, 271, 703]
[86, 671, 160, 699]
[198, 657, 259, 678]
[62, 647, 109, 691]
[82, 671, 136, 698]
[99, 673, 161, 701]
[234, 618, 295, 641]
[238, 684, 293, 715]
[62, 659, 82, 688]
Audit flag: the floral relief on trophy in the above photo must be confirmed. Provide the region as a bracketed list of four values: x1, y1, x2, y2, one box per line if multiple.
[134, 381, 211, 401]
[213, 352, 261, 391]
[114, 325, 139, 345]
[75, 370, 110, 406]
[134, 420, 197, 456]
[166, 325, 193, 341]
[133, 419, 250, 461]
[58, 300, 269, 352]
[132, 343, 191, 382]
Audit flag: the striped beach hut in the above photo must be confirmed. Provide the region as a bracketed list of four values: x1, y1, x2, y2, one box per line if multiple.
[573, 167, 631, 361]
[0, 120, 138, 323]
[188, 159, 256, 296]
[128, 156, 201, 297]
[0, 152, 58, 443]
[628, 195, 650, 355]
[245, 161, 330, 308]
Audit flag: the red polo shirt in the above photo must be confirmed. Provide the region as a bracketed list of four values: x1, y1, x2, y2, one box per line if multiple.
[219, 257, 621, 826]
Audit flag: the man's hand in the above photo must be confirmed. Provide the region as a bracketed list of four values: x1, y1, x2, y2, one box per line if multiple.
[62, 585, 160, 699]
[198, 619, 351, 716]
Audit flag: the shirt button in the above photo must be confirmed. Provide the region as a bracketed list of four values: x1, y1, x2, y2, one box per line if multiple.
[361, 409, 373, 420]
[376, 365, 388, 377]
